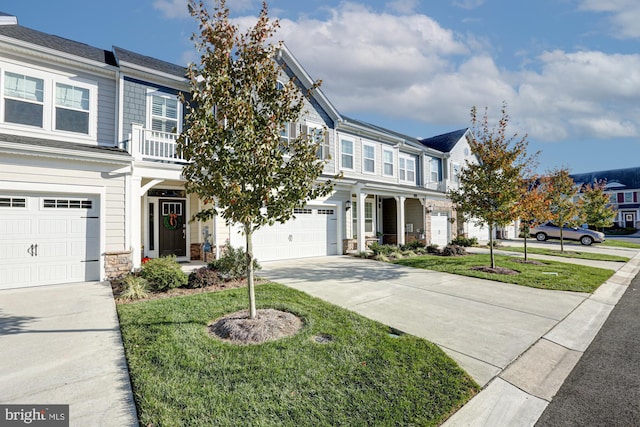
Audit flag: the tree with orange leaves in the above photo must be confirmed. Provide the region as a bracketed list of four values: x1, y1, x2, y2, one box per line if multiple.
[449, 103, 537, 268]
[518, 176, 552, 261]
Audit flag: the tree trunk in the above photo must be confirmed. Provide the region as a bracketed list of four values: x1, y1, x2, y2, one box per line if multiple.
[489, 223, 495, 269]
[244, 223, 256, 319]
[559, 227, 564, 253]
[524, 234, 528, 261]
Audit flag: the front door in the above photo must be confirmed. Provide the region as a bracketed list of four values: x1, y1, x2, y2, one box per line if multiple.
[159, 199, 186, 257]
[624, 212, 636, 228]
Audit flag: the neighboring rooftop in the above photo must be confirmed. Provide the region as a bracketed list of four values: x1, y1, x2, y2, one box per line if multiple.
[341, 115, 421, 145]
[113, 46, 186, 78]
[571, 167, 640, 190]
[420, 129, 468, 153]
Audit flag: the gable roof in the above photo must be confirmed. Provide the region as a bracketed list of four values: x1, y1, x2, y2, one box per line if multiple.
[419, 129, 468, 153]
[0, 20, 116, 66]
[113, 46, 186, 78]
[570, 167, 640, 190]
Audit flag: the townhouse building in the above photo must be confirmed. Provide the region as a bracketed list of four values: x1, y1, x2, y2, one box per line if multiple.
[0, 13, 481, 289]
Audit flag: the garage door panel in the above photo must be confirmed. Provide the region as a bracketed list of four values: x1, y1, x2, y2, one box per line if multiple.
[0, 194, 100, 289]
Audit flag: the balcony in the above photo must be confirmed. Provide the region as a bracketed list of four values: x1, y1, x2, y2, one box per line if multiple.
[129, 124, 187, 164]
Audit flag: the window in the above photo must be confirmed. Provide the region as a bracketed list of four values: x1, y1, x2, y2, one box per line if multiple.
[150, 93, 178, 133]
[303, 124, 329, 160]
[383, 149, 394, 176]
[609, 194, 617, 204]
[341, 138, 354, 169]
[430, 157, 442, 182]
[294, 208, 312, 214]
[452, 163, 461, 183]
[363, 143, 375, 173]
[352, 200, 373, 237]
[624, 192, 633, 203]
[2, 68, 96, 137]
[43, 199, 92, 209]
[0, 196, 26, 208]
[4, 71, 44, 127]
[318, 209, 334, 215]
[399, 155, 416, 184]
[162, 202, 182, 216]
[55, 83, 89, 134]
[280, 122, 296, 144]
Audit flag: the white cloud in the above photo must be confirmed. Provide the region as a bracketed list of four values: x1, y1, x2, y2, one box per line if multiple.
[452, 0, 485, 10]
[181, 2, 640, 144]
[579, 0, 640, 38]
[386, 0, 419, 15]
[154, 0, 255, 19]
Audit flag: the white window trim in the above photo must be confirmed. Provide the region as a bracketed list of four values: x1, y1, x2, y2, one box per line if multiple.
[430, 157, 442, 182]
[340, 136, 355, 171]
[382, 148, 394, 177]
[399, 154, 416, 184]
[362, 141, 376, 175]
[305, 121, 328, 160]
[452, 162, 461, 184]
[0, 63, 98, 139]
[146, 89, 182, 134]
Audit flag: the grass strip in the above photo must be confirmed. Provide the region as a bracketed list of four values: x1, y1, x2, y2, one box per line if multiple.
[600, 239, 640, 249]
[118, 283, 478, 427]
[492, 245, 629, 262]
[394, 254, 613, 293]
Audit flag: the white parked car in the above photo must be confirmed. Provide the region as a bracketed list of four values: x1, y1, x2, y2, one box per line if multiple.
[530, 222, 605, 246]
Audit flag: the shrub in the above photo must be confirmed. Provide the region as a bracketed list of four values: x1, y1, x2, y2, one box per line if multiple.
[374, 254, 390, 262]
[442, 244, 467, 257]
[368, 242, 397, 256]
[400, 240, 425, 251]
[140, 255, 188, 291]
[209, 244, 261, 280]
[188, 267, 222, 288]
[427, 244, 441, 254]
[118, 274, 149, 300]
[450, 236, 478, 247]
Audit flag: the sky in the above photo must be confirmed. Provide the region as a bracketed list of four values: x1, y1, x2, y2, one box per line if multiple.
[2, 0, 639, 174]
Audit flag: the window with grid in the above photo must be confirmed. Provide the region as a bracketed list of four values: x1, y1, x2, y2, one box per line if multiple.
[363, 143, 375, 173]
[430, 157, 442, 182]
[399, 155, 416, 183]
[341, 139, 354, 169]
[383, 149, 394, 176]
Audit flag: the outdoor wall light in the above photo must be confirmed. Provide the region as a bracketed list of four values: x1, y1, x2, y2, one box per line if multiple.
[345, 200, 352, 211]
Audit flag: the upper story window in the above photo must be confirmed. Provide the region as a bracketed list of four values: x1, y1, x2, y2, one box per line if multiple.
[383, 148, 394, 176]
[55, 83, 89, 134]
[303, 123, 329, 160]
[280, 122, 296, 143]
[341, 138, 354, 170]
[149, 92, 179, 133]
[609, 194, 617, 204]
[451, 163, 461, 184]
[624, 192, 633, 203]
[430, 157, 442, 182]
[4, 72, 44, 128]
[363, 142, 375, 174]
[1, 66, 96, 137]
[399, 155, 416, 184]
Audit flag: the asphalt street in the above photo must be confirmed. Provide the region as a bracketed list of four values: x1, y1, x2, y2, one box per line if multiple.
[536, 270, 640, 426]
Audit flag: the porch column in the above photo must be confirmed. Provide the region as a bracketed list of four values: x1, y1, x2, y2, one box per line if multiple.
[395, 195, 406, 246]
[130, 176, 143, 269]
[357, 191, 367, 252]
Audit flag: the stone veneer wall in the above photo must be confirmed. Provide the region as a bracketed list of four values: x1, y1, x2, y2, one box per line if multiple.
[104, 251, 133, 280]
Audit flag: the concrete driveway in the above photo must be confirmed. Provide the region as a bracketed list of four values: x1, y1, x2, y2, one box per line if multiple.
[0, 281, 138, 427]
[260, 255, 588, 386]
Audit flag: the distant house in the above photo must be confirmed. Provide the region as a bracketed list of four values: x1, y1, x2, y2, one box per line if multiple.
[0, 12, 483, 290]
[571, 167, 640, 229]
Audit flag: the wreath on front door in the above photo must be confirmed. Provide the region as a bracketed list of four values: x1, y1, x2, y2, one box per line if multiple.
[163, 213, 183, 231]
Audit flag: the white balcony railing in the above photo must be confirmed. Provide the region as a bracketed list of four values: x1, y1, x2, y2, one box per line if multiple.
[129, 124, 187, 163]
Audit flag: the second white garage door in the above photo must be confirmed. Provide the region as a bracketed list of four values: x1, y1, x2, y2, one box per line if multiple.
[230, 206, 338, 262]
[0, 194, 100, 289]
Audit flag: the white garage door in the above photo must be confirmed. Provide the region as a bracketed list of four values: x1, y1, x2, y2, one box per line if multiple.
[0, 194, 100, 289]
[231, 206, 338, 262]
[431, 213, 449, 247]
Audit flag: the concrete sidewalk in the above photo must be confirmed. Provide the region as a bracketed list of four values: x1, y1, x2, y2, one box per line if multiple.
[0, 281, 138, 427]
[260, 251, 640, 426]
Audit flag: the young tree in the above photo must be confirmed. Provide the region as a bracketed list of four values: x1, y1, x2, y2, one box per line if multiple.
[518, 176, 552, 261]
[178, 0, 334, 318]
[578, 180, 616, 232]
[449, 104, 536, 268]
[541, 168, 580, 253]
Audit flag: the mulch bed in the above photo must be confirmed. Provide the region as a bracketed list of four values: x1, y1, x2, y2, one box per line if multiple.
[209, 309, 304, 345]
[111, 278, 255, 304]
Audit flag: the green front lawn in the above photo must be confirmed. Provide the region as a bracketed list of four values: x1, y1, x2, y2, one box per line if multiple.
[495, 245, 630, 262]
[395, 254, 613, 293]
[117, 284, 478, 426]
[601, 239, 640, 249]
